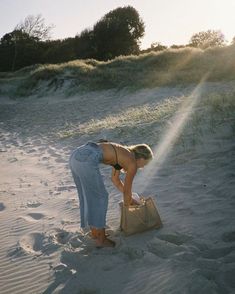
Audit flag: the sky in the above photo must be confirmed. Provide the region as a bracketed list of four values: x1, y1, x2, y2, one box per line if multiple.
[0, 0, 235, 49]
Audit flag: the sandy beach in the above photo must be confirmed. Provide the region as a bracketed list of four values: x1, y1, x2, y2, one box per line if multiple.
[0, 81, 235, 294]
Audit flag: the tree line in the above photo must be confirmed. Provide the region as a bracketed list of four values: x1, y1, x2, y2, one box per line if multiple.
[0, 6, 233, 72]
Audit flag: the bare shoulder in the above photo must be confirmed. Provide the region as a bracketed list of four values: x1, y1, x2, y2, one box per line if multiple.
[99, 142, 136, 169]
[116, 143, 136, 169]
[113, 143, 133, 157]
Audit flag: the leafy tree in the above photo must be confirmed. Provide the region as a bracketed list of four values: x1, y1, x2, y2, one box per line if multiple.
[189, 30, 226, 49]
[74, 29, 96, 59]
[0, 30, 41, 71]
[0, 14, 54, 71]
[15, 14, 54, 41]
[92, 6, 145, 60]
[0, 7, 145, 71]
[41, 38, 76, 63]
[0, 30, 37, 46]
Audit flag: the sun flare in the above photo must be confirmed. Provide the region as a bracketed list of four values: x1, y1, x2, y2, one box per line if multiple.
[137, 73, 210, 193]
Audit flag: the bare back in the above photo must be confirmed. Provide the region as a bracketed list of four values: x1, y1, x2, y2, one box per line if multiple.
[99, 142, 136, 171]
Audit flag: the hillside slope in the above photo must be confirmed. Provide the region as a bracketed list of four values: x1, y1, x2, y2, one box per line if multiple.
[0, 45, 235, 97]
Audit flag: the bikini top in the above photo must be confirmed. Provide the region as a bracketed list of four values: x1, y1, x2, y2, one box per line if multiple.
[110, 144, 123, 170]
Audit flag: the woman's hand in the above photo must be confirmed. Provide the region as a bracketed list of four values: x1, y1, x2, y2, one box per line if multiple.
[124, 197, 140, 206]
[130, 198, 141, 206]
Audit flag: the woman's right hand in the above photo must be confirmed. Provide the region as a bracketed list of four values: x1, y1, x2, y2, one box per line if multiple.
[124, 197, 140, 206]
[130, 198, 140, 206]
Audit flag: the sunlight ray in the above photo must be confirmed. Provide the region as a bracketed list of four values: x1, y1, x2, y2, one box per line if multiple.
[136, 73, 210, 194]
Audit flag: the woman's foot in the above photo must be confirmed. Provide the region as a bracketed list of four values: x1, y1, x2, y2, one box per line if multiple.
[90, 227, 98, 239]
[89, 232, 110, 239]
[96, 237, 115, 248]
[90, 227, 109, 239]
[93, 228, 115, 248]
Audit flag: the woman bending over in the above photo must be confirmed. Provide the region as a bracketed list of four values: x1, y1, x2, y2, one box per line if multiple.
[69, 141, 153, 248]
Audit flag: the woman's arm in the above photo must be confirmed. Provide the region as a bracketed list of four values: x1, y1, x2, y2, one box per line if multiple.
[111, 168, 124, 193]
[123, 163, 137, 206]
[111, 165, 137, 205]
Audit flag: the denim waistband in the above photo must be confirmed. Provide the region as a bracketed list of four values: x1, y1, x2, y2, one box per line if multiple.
[72, 141, 103, 164]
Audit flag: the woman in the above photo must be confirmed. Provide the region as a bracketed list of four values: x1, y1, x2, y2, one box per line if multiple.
[69, 141, 153, 248]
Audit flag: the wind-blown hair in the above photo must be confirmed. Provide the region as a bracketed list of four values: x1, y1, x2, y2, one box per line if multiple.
[127, 144, 154, 160]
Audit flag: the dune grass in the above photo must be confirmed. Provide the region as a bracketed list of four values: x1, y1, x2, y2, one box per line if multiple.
[58, 91, 235, 152]
[1, 44, 235, 97]
[58, 97, 182, 138]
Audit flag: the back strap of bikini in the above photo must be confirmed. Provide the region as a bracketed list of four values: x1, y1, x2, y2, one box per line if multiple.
[110, 143, 118, 165]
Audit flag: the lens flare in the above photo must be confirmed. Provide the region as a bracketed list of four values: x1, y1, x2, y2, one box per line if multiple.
[136, 73, 209, 194]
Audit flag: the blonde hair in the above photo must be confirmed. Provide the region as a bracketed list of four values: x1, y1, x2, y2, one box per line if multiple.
[127, 144, 154, 160]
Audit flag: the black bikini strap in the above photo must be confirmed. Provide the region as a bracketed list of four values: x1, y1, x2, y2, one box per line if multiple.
[110, 143, 118, 165]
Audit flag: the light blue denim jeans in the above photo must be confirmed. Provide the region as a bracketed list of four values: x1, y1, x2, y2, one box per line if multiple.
[69, 142, 108, 229]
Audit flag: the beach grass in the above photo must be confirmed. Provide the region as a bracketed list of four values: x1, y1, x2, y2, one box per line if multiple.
[58, 91, 235, 152]
[1, 44, 235, 97]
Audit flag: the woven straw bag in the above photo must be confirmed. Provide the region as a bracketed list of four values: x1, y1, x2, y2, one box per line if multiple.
[120, 197, 162, 236]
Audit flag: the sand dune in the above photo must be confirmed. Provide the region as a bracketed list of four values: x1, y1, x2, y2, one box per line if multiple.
[0, 81, 235, 293]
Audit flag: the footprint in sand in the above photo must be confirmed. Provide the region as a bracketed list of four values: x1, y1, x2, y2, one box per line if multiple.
[21, 212, 45, 222]
[50, 229, 84, 248]
[157, 232, 192, 245]
[26, 201, 42, 208]
[19, 233, 46, 255]
[0, 202, 6, 211]
[27, 213, 44, 220]
[53, 229, 72, 245]
[17, 232, 59, 256]
[201, 246, 235, 259]
[147, 237, 185, 258]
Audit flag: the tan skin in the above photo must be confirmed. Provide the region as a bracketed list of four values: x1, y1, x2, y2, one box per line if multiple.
[91, 142, 150, 248]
